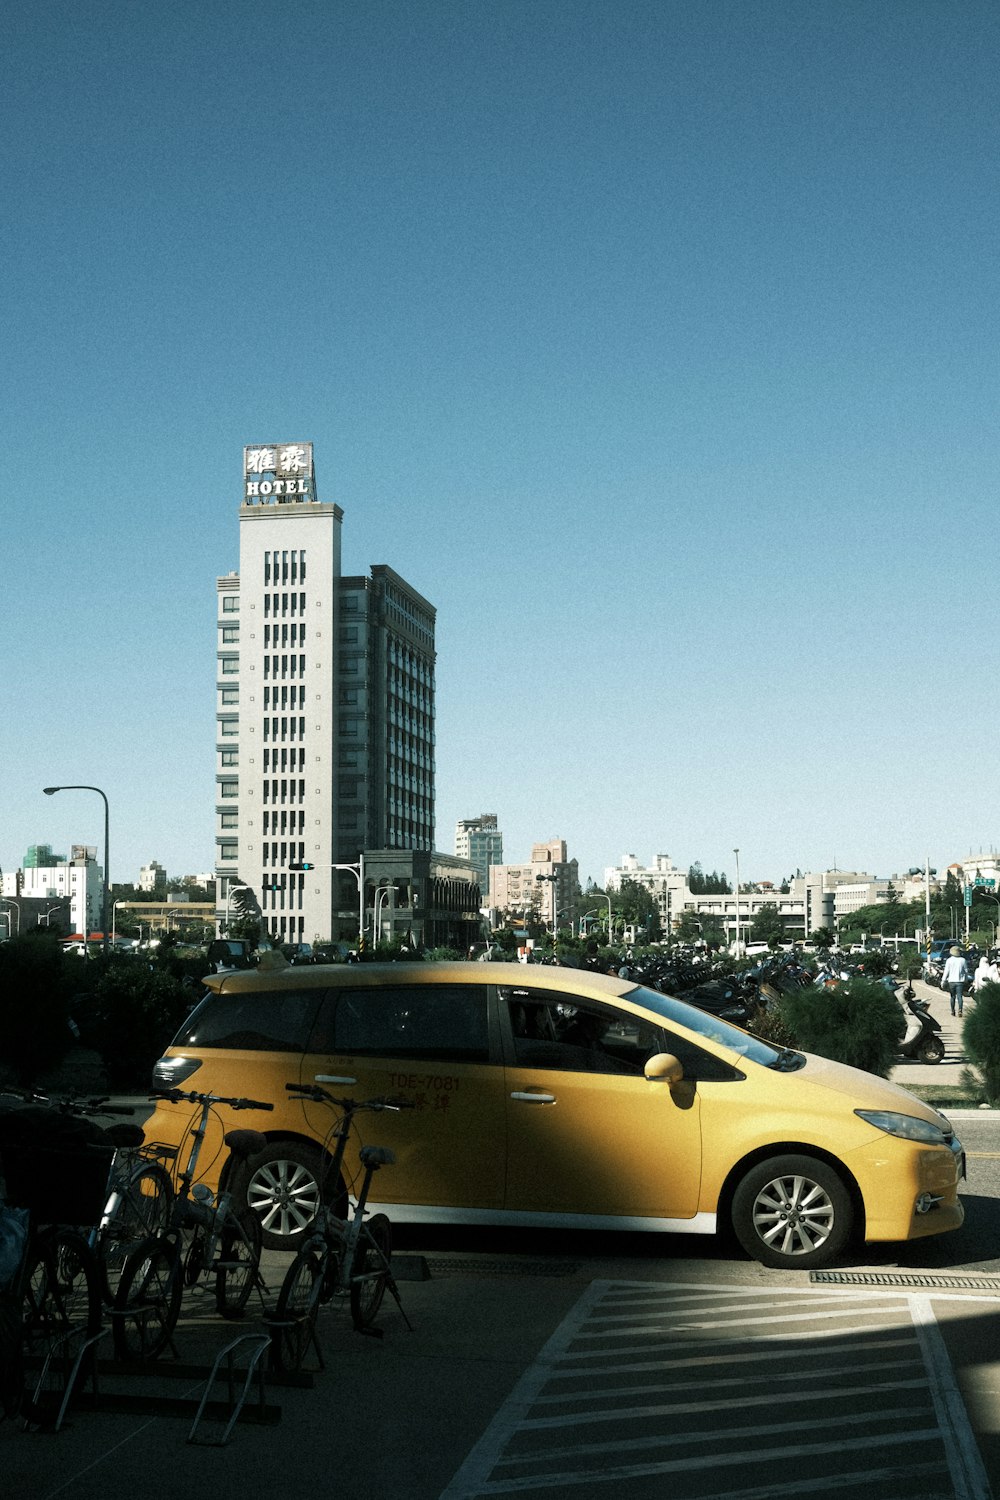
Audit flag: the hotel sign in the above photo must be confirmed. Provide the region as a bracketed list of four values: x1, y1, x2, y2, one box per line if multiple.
[243, 442, 315, 500]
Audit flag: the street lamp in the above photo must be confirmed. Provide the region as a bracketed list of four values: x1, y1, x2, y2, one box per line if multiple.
[44, 785, 109, 955]
[535, 874, 558, 942]
[224, 882, 255, 935]
[373, 882, 396, 945]
[733, 848, 741, 956]
[2, 899, 20, 937]
[288, 858, 366, 944]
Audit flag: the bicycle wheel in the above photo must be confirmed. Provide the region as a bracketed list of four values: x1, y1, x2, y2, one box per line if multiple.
[349, 1213, 392, 1330]
[271, 1247, 323, 1372]
[112, 1236, 181, 1363]
[100, 1161, 174, 1303]
[20, 1228, 101, 1423]
[216, 1209, 262, 1318]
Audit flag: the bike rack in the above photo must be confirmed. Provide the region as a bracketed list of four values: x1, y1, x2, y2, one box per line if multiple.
[265, 1306, 326, 1374]
[22, 1325, 108, 1433]
[187, 1332, 274, 1446]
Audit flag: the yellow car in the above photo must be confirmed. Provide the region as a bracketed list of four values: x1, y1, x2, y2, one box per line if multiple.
[146, 961, 965, 1270]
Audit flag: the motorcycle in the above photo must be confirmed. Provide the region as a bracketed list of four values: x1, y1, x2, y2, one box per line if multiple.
[897, 995, 945, 1064]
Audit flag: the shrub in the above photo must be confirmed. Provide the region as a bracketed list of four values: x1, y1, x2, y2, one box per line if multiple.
[83, 959, 195, 1087]
[0, 931, 74, 1084]
[962, 981, 1000, 1105]
[777, 976, 905, 1077]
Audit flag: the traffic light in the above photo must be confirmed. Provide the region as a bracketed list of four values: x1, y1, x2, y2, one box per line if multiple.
[287, 862, 314, 871]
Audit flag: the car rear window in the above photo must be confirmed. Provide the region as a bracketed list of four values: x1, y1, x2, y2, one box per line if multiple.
[174, 988, 325, 1052]
[307, 985, 489, 1062]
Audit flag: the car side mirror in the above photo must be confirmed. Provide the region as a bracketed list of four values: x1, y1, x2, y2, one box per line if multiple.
[645, 1052, 684, 1085]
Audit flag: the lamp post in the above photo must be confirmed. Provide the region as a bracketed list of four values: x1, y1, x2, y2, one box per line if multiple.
[976, 892, 1000, 948]
[42, 905, 64, 929]
[288, 857, 366, 945]
[224, 882, 254, 935]
[733, 848, 741, 956]
[2, 899, 20, 937]
[44, 785, 109, 956]
[535, 873, 558, 944]
[373, 882, 396, 946]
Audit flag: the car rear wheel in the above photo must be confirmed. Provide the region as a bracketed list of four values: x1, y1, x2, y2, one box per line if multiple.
[731, 1154, 853, 1270]
[232, 1143, 332, 1251]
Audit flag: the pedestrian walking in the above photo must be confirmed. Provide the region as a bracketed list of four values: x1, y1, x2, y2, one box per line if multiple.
[941, 946, 970, 1017]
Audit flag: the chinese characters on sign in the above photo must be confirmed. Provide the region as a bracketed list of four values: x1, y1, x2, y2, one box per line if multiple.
[243, 443, 315, 501]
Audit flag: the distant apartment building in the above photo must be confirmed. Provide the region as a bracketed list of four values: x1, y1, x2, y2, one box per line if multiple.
[604, 854, 688, 936]
[139, 860, 167, 894]
[455, 815, 503, 900]
[2, 845, 100, 938]
[215, 442, 436, 945]
[488, 839, 581, 932]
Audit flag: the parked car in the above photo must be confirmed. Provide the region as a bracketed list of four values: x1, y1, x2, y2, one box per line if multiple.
[146, 961, 965, 1271]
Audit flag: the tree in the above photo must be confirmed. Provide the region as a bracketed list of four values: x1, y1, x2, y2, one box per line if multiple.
[749, 902, 785, 948]
[616, 880, 662, 941]
[963, 981, 1000, 1104]
[811, 927, 835, 951]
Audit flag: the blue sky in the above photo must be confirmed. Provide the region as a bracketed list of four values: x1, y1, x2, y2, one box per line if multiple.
[3, 0, 998, 892]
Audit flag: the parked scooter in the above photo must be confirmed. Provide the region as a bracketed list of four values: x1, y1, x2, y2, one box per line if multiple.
[897, 995, 945, 1064]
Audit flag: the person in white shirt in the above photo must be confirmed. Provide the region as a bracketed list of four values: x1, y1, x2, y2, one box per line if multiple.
[941, 946, 970, 1017]
[975, 951, 1000, 991]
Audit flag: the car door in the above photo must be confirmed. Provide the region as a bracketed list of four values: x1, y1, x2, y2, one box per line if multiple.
[499, 985, 703, 1221]
[302, 980, 506, 1210]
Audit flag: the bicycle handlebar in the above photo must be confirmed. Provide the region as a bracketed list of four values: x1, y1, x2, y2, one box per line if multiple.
[2, 1088, 135, 1116]
[284, 1081, 415, 1111]
[152, 1088, 274, 1111]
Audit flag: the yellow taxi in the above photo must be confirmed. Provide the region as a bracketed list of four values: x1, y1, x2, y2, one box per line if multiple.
[146, 961, 965, 1270]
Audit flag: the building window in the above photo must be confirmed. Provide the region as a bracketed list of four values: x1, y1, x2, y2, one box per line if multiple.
[221, 688, 239, 704]
[221, 626, 239, 643]
[220, 657, 239, 675]
[221, 750, 238, 767]
[220, 812, 238, 829]
[222, 596, 239, 613]
[220, 781, 238, 799]
[219, 843, 238, 862]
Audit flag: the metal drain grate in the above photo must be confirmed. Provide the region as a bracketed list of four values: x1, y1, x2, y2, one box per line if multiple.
[423, 1257, 581, 1278]
[812, 1269, 1000, 1290]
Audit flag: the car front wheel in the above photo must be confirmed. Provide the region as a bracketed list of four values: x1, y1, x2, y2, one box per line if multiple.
[731, 1154, 853, 1270]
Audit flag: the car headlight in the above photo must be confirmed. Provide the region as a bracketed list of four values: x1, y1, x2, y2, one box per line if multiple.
[855, 1109, 948, 1146]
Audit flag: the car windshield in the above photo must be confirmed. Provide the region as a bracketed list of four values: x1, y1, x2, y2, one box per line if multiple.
[624, 984, 802, 1069]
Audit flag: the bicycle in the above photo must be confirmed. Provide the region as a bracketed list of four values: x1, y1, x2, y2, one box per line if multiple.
[270, 1078, 413, 1373]
[112, 1088, 274, 1363]
[1, 1087, 176, 1304]
[0, 1096, 112, 1426]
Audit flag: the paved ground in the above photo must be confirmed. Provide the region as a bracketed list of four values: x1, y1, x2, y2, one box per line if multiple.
[3, 1244, 999, 1500]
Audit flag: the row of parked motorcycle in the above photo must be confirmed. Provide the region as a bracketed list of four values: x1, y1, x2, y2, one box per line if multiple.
[605, 945, 948, 1065]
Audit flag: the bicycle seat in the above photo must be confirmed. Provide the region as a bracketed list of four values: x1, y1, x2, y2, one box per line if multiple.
[359, 1145, 395, 1167]
[104, 1122, 147, 1149]
[224, 1129, 267, 1159]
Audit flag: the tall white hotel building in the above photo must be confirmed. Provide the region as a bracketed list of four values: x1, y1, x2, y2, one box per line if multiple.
[215, 443, 436, 944]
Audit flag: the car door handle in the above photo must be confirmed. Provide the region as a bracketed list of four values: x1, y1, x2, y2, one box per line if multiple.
[510, 1091, 556, 1104]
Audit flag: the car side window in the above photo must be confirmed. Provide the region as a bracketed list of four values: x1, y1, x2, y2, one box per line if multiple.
[660, 1028, 744, 1083]
[500, 987, 660, 1075]
[309, 985, 490, 1063]
[177, 988, 323, 1052]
